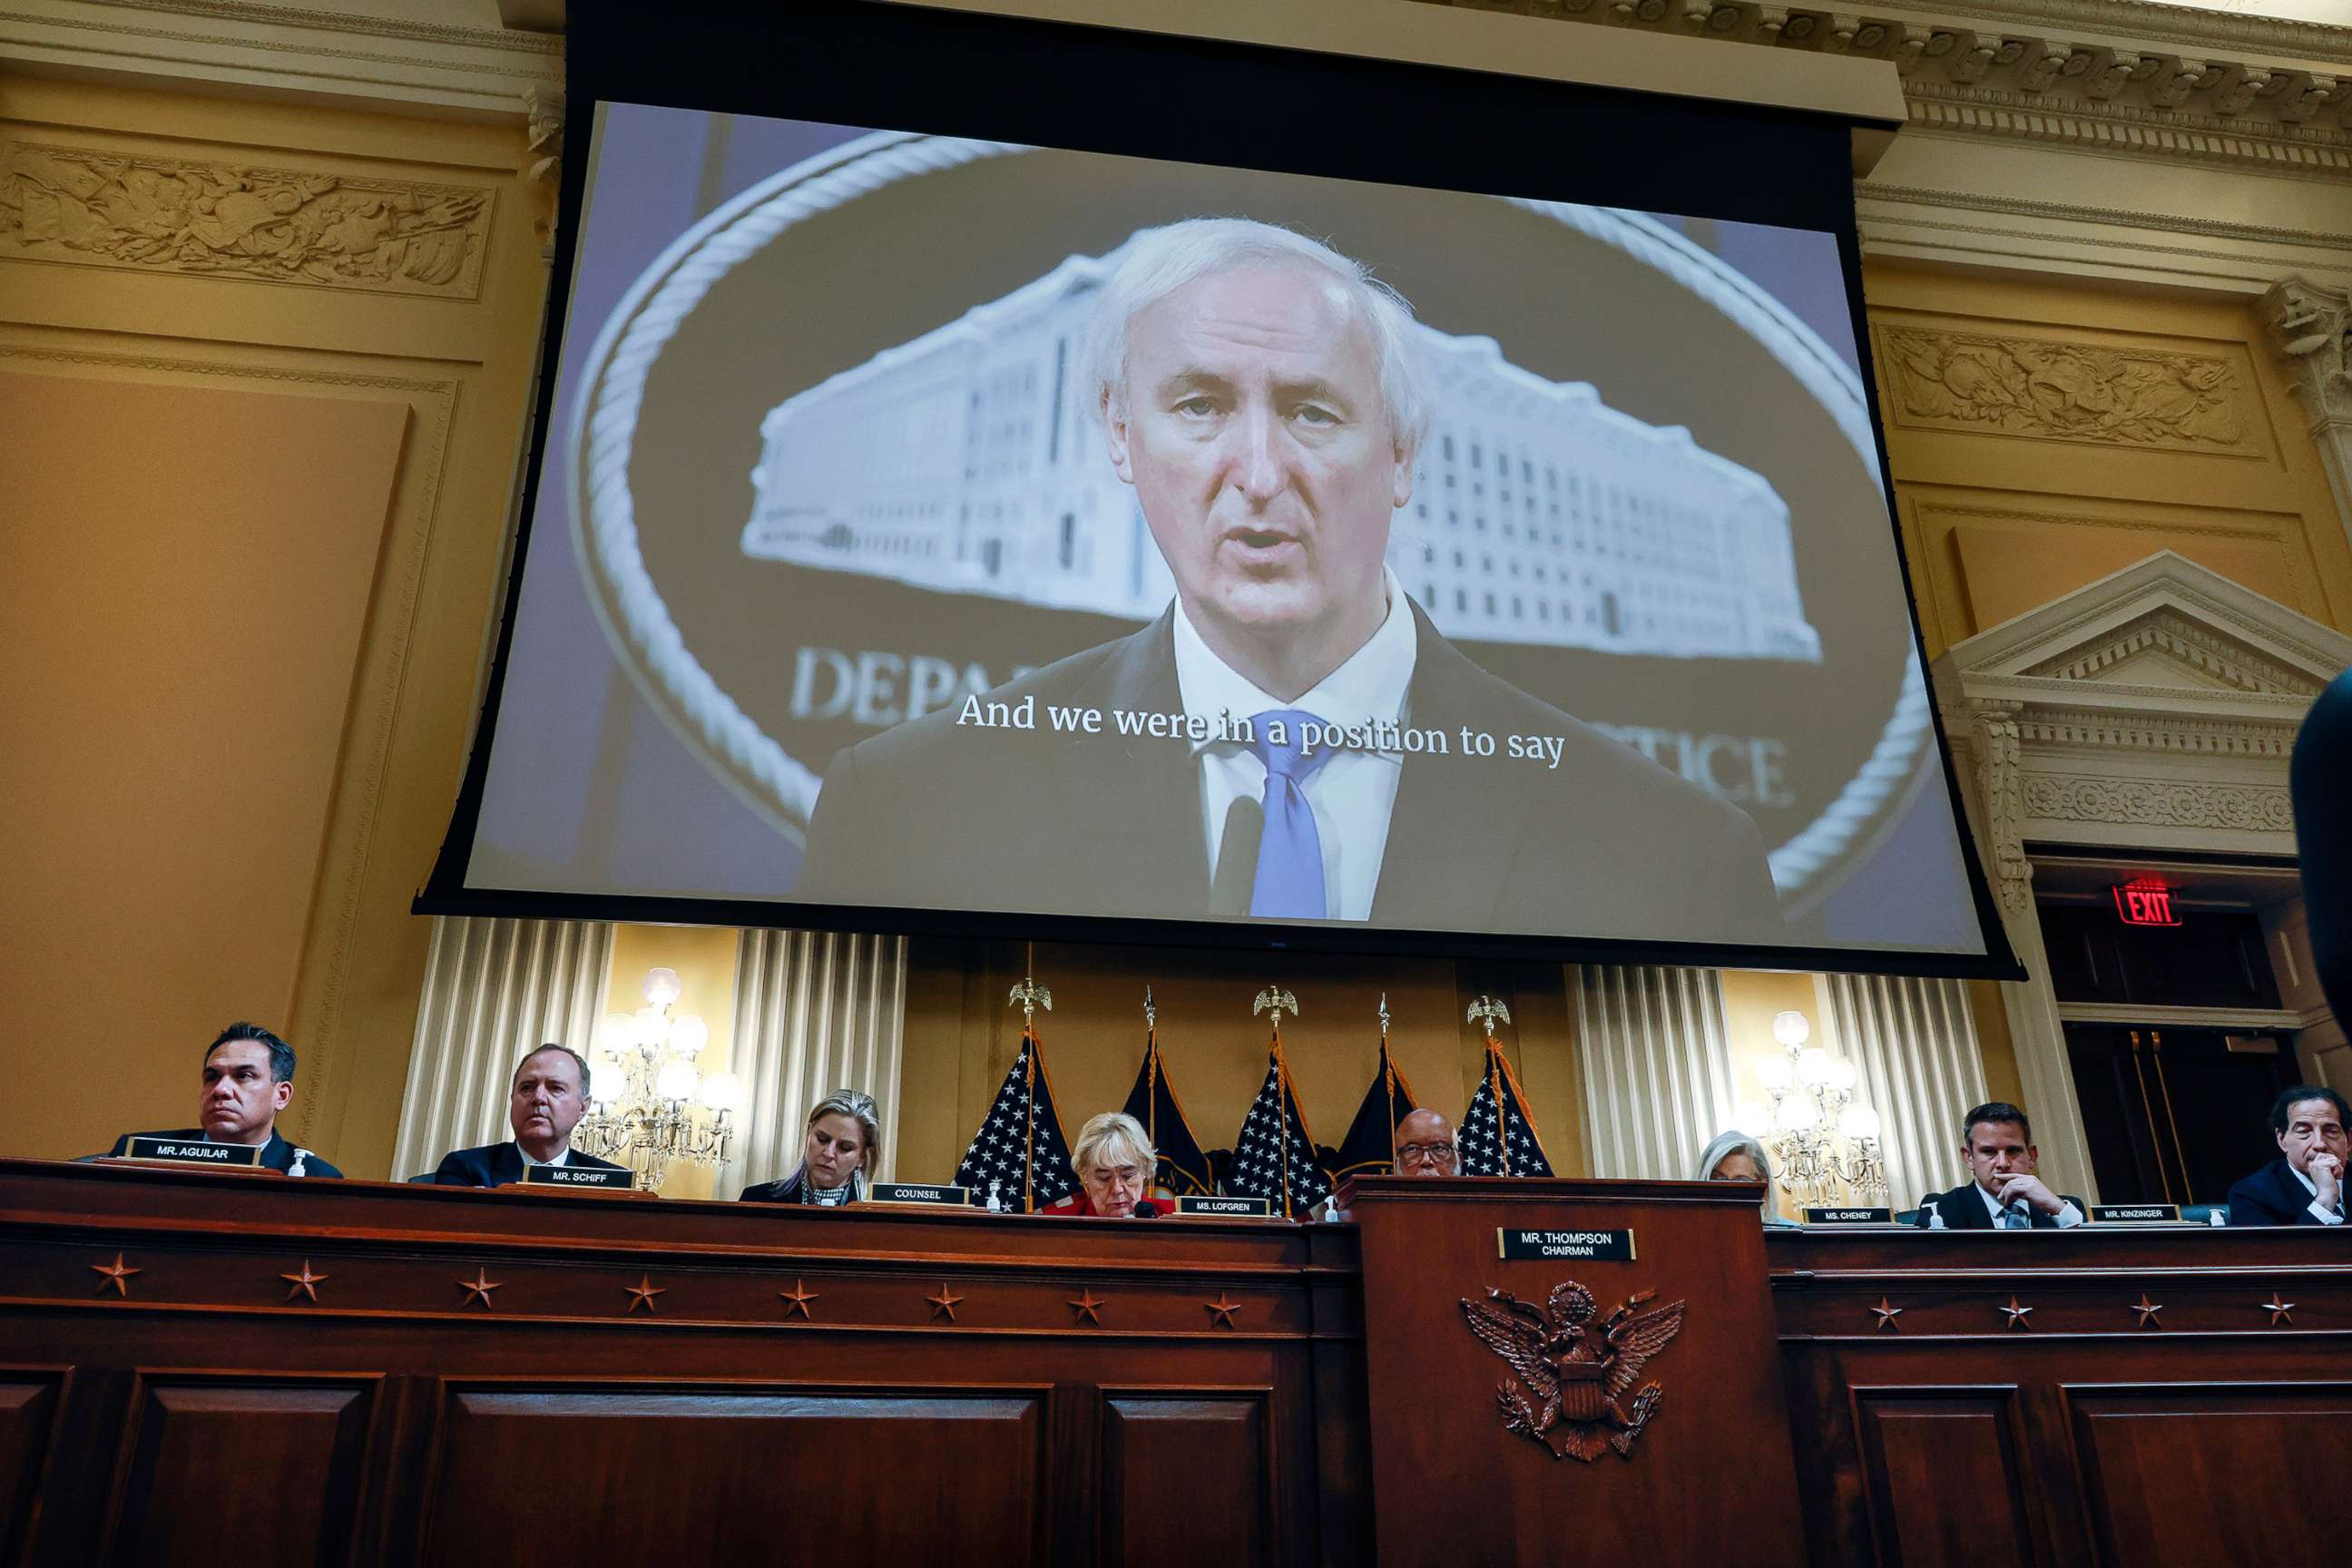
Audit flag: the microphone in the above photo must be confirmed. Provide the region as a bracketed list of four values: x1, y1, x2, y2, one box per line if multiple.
[1209, 796, 1264, 916]
[1132, 1200, 1165, 1219]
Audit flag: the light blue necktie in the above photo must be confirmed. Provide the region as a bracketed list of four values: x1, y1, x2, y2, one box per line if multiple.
[1248, 708, 1335, 919]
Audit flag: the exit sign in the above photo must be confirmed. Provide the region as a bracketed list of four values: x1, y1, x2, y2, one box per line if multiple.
[2112, 880, 2180, 927]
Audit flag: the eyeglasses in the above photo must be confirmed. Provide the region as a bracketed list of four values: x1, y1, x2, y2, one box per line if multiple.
[1397, 1142, 1457, 1165]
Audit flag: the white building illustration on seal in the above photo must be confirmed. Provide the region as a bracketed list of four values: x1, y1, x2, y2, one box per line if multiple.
[743, 242, 1820, 662]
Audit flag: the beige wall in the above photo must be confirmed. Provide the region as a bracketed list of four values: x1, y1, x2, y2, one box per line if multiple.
[0, 73, 555, 1172]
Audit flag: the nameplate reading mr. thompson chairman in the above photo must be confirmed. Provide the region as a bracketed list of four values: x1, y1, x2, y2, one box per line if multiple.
[1498, 1228, 1636, 1262]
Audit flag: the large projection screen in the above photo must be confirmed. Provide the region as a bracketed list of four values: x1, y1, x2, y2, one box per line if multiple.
[423, 0, 2019, 978]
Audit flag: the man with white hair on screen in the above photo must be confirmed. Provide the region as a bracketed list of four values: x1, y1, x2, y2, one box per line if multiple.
[796, 218, 1779, 939]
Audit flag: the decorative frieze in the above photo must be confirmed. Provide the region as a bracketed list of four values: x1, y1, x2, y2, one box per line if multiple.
[0, 141, 491, 295]
[1876, 325, 2252, 452]
[2018, 773, 2298, 834]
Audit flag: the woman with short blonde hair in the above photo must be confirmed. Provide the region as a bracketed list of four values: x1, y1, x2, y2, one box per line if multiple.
[1044, 1111, 1159, 1219]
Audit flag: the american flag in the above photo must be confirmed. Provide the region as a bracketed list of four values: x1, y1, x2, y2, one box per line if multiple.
[1457, 1041, 1554, 1178]
[954, 1027, 1077, 1212]
[1226, 1038, 1331, 1217]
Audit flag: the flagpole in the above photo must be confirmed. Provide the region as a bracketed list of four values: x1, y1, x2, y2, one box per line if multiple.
[1379, 993, 1396, 1166]
[1467, 995, 1514, 1177]
[1010, 974, 1051, 1212]
[1143, 987, 1158, 1148]
[1253, 983, 1298, 1216]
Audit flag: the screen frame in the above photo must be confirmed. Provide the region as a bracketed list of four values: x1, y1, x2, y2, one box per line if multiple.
[417, 0, 2024, 982]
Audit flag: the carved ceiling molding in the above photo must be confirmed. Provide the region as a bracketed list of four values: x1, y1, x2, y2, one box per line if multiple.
[2019, 607, 2318, 692]
[0, 140, 493, 295]
[1426, 0, 2352, 172]
[1862, 181, 2352, 252]
[2014, 709, 2304, 756]
[0, 0, 563, 123]
[1874, 322, 2256, 453]
[2017, 772, 2298, 833]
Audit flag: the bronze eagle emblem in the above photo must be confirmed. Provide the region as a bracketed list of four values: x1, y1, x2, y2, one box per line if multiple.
[1459, 1281, 1687, 1461]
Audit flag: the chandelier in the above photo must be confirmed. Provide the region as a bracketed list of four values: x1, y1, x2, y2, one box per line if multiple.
[1737, 1010, 1887, 1209]
[574, 967, 740, 1191]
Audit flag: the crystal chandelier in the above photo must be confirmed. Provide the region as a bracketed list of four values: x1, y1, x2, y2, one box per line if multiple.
[1736, 1010, 1887, 1209]
[573, 967, 740, 1192]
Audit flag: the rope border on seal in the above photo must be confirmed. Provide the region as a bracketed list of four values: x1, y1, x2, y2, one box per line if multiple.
[573, 131, 1927, 904]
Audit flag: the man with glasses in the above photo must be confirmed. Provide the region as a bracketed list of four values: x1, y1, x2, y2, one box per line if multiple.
[1396, 1107, 1458, 1177]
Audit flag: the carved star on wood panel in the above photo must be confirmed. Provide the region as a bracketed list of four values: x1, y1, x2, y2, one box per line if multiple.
[2264, 1293, 2297, 1327]
[926, 1283, 965, 1322]
[1999, 1296, 2033, 1330]
[1068, 1289, 1106, 1326]
[1204, 1292, 1243, 1328]
[1868, 1297, 1903, 1331]
[624, 1275, 664, 1313]
[279, 1261, 328, 1304]
[779, 1279, 818, 1321]
[457, 1269, 501, 1309]
[90, 1252, 140, 1298]
[2132, 1294, 2163, 1328]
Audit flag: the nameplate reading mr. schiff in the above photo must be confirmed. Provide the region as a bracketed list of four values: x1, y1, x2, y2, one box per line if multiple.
[1498, 1228, 1635, 1262]
[122, 1137, 263, 1168]
[2092, 1202, 2184, 1223]
[521, 1164, 632, 1190]
[1176, 1195, 1273, 1218]
[867, 1182, 971, 1206]
[1803, 1206, 1895, 1225]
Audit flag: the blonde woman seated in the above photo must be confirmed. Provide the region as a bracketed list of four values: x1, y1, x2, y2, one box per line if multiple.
[1696, 1129, 1800, 1228]
[1042, 1112, 1165, 1219]
[740, 1089, 879, 1206]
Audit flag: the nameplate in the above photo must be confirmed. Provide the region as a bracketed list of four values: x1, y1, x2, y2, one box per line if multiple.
[1804, 1206, 1895, 1225]
[124, 1137, 262, 1167]
[2092, 1203, 2184, 1223]
[522, 1163, 632, 1189]
[867, 1182, 970, 1206]
[1498, 1228, 1635, 1262]
[1175, 1196, 1271, 1218]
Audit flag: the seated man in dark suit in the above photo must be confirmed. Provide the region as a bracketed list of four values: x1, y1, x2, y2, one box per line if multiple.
[106, 1023, 343, 1178]
[796, 218, 1782, 945]
[431, 1044, 625, 1186]
[1912, 1101, 2082, 1230]
[2225, 1085, 2349, 1227]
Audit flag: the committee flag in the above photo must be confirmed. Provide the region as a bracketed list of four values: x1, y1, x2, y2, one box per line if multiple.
[1120, 1024, 1215, 1199]
[954, 1025, 1078, 1212]
[1227, 1033, 1333, 1217]
[1327, 1034, 1422, 1184]
[1457, 1040, 1554, 1178]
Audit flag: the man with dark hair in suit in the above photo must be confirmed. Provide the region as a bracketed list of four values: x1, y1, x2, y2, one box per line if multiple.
[2226, 1085, 2350, 1227]
[432, 1044, 626, 1186]
[105, 1023, 343, 1178]
[1912, 1102, 2082, 1230]
[794, 218, 1781, 944]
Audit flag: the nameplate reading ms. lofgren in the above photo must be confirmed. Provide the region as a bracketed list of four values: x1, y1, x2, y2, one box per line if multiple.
[1176, 1195, 1273, 1218]
[1498, 1228, 1635, 1262]
[521, 1164, 632, 1189]
[1803, 1206, 1895, 1224]
[2092, 1203, 2185, 1223]
[123, 1137, 263, 1167]
[867, 1182, 971, 1206]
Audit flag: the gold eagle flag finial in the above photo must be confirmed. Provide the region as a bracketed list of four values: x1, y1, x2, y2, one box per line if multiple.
[1008, 977, 1053, 1026]
[1466, 995, 1513, 1042]
[1253, 985, 1298, 1024]
[1378, 993, 1392, 1038]
[1142, 985, 1157, 1032]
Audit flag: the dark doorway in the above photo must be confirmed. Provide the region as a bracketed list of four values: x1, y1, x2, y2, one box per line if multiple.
[2063, 1024, 2295, 1205]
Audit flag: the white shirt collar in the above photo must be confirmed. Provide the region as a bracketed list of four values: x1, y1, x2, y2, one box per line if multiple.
[1170, 568, 1416, 758]
[517, 1141, 569, 1167]
[1975, 1181, 2014, 1222]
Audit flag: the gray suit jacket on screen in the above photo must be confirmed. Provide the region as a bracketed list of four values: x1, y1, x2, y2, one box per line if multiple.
[794, 603, 1782, 944]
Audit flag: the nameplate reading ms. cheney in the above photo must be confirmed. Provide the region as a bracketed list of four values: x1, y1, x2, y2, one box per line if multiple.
[521, 1164, 632, 1189]
[123, 1137, 263, 1167]
[867, 1182, 971, 1206]
[1498, 1229, 1635, 1262]
[1803, 1206, 1895, 1224]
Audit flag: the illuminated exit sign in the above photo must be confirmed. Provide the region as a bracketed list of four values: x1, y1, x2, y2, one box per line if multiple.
[2112, 880, 2180, 927]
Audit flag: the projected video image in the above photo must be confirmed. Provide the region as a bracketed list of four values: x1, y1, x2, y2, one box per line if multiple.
[466, 103, 1988, 956]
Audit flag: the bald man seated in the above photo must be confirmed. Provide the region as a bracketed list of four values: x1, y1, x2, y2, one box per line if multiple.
[1396, 1108, 1458, 1176]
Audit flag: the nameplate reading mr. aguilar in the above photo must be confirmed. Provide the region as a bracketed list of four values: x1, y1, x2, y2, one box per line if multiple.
[521, 1164, 632, 1189]
[1804, 1206, 1895, 1225]
[1498, 1228, 1635, 1262]
[1175, 1196, 1272, 1218]
[868, 1182, 971, 1206]
[2092, 1203, 2184, 1223]
[123, 1137, 262, 1168]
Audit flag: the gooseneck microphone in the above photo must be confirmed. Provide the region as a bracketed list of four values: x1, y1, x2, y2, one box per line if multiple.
[1209, 796, 1265, 917]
